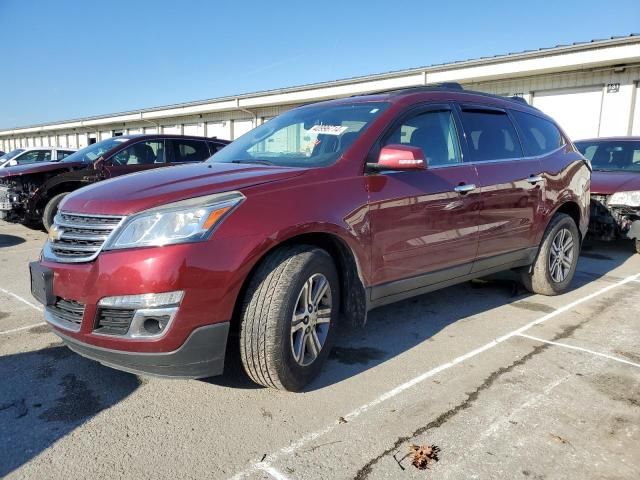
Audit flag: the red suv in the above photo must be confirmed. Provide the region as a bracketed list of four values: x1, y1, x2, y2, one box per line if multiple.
[30, 85, 590, 391]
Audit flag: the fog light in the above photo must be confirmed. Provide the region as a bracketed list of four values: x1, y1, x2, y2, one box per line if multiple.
[127, 308, 178, 338]
[143, 318, 163, 335]
[98, 291, 183, 309]
[97, 292, 184, 339]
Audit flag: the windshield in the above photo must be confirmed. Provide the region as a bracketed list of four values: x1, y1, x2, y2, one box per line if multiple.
[0, 149, 25, 161]
[576, 140, 640, 172]
[208, 102, 389, 167]
[61, 137, 129, 163]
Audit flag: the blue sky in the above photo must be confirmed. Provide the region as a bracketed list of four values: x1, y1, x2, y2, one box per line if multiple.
[0, 0, 638, 129]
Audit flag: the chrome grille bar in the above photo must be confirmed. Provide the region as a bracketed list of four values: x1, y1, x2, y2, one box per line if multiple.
[45, 211, 125, 263]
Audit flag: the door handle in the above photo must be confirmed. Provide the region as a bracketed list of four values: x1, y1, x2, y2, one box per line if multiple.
[454, 184, 476, 194]
[527, 175, 544, 184]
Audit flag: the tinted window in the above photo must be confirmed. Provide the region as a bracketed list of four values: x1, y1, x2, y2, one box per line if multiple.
[575, 140, 640, 172]
[111, 141, 166, 166]
[459, 109, 523, 161]
[58, 150, 75, 160]
[384, 110, 461, 166]
[16, 150, 51, 165]
[208, 141, 227, 155]
[511, 110, 564, 156]
[172, 140, 210, 163]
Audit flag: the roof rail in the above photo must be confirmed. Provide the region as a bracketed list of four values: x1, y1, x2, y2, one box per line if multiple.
[355, 82, 464, 97]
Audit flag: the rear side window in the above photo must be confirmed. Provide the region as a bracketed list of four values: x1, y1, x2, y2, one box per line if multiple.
[172, 140, 210, 163]
[511, 110, 565, 156]
[58, 150, 75, 160]
[459, 108, 523, 162]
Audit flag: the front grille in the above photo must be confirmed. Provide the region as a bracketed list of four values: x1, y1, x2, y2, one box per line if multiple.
[94, 308, 136, 335]
[47, 211, 124, 262]
[48, 298, 85, 329]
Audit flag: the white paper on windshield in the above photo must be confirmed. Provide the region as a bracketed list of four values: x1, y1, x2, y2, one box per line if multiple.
[309, 125, 348, 135]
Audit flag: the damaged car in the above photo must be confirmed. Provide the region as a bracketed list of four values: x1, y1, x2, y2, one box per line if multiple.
[0, 134, 229, 230]
[575, 137, 640, 253]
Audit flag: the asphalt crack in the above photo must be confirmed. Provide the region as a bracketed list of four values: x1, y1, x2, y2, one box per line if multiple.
[352, 291, 622, 480]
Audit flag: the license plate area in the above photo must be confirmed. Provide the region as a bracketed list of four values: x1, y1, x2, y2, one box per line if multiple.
[29, 262, 55, 306]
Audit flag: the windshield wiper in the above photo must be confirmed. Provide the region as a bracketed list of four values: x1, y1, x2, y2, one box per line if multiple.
[230, 159, 274, 166]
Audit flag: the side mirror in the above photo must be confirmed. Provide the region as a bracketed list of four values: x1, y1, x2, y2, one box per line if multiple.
[367, 144, 427, 172]
[8, 159, 18, 167]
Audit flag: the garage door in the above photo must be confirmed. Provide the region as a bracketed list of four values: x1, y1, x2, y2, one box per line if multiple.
[532, 86, 603, 141]
[183, 123, 204, 136]
[233, 120, 254, 139]
[206, 122, 230, 140]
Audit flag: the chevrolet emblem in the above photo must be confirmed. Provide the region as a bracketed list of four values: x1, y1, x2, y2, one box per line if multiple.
[48, 225, 64, 242]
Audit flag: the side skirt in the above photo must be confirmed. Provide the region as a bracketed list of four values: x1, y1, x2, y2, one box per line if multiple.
[368, 247, 537, 310]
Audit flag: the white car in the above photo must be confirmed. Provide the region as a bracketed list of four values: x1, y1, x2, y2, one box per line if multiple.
[0, 147, 77, 168]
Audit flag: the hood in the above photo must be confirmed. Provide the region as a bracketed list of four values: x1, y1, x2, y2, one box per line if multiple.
[591, 170, 640, 195]
[62, 162, 306, 215]
[0, 161, 82, 178]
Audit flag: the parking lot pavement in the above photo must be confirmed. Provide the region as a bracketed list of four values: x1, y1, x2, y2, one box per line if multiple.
[1, 220, 639, 480]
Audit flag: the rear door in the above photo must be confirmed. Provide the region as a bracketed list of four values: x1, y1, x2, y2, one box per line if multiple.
[456, 105, 544, 269]
[104, 140, 167, 178]
[367, 104, 480, 300]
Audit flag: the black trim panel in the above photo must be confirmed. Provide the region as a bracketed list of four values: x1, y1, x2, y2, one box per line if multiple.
[51, 322, 230, 379]
[369, 247, 537, 309]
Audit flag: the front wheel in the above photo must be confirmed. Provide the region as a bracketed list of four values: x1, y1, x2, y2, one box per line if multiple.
[521, 213, 580, 296]
[42, 192, 70, 232]
[239, 245, 340, 391]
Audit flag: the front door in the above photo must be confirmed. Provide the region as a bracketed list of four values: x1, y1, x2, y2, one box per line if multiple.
[104, 140, 167, 178]
[367, 106, 480, 301]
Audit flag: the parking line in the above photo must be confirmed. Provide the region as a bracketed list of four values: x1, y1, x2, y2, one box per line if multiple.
[257, 464, 292, 480]
[228, 272, 640, 480]
[0, 287, 43, 312]
[517, 333, 640, 368]
[0, 287, 46, 335]
[0, 323, 47, 336]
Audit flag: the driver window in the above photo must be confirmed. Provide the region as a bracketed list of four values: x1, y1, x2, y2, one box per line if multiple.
[111, 141, 165, 166]
[384, 111, 461, 167]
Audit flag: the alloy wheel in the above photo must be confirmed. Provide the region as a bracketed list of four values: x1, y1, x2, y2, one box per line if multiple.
[549, 228, 574, 283]
[290, 273, 332, 366]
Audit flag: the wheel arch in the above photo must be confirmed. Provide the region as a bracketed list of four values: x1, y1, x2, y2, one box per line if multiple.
[550, 200, 583, 243]
[231, 231, 368, 334]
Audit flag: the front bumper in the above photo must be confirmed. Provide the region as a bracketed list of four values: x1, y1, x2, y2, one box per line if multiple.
[51, 322, 230, 378]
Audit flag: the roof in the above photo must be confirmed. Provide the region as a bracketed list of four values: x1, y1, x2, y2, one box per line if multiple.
[2, 34, 638, 134]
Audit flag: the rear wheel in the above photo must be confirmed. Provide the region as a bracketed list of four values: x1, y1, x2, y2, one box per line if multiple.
[239, 245, 339, 391]
[42, 192, 69, 232]
[521, 213, 580, 296]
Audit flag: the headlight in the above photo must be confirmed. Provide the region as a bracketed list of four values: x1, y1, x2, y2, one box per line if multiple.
[609, 190, 640, 207]
[105, 191, 244, 250]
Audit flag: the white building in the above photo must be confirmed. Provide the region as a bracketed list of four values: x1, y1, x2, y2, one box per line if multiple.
[1, 34, 639, 152]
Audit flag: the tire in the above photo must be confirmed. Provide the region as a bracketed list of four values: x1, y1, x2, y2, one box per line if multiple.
[42, 192, 70, 232]
[239, 245, 340, 391]
[635, 239, 640, 255]
[521, 213, 580, 296]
